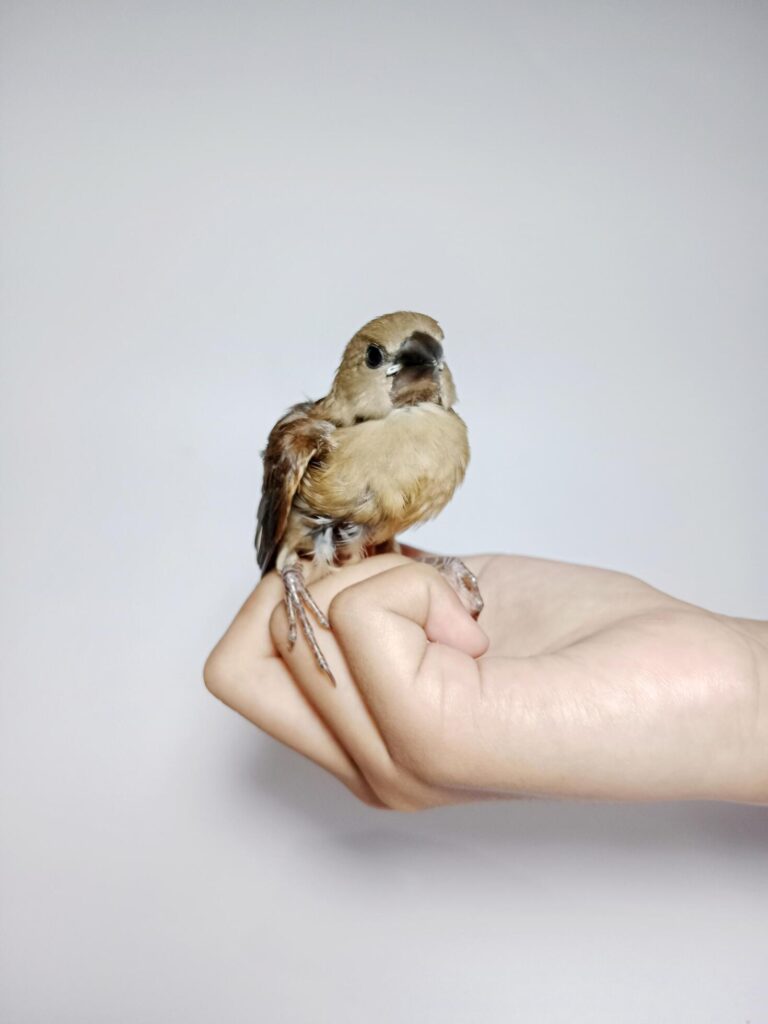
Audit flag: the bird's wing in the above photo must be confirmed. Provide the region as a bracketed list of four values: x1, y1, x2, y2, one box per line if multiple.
[255, 401, 335, 574]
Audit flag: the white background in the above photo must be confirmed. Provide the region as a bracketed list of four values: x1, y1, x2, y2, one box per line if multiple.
[1, 2, 767, 1021]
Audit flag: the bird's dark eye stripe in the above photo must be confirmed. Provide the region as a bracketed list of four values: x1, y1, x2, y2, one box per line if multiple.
[365, 345, 384, 368]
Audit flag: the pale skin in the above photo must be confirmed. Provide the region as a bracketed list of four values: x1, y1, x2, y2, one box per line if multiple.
[203, 552, 768, 810]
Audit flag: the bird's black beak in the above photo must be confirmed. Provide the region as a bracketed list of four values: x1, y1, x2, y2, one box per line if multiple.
[386, 331, 444, 377]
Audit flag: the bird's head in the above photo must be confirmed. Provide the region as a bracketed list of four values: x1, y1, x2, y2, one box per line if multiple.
[329, 311, 457, 423]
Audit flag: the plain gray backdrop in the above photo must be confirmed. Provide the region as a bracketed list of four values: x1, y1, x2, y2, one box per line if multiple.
[1, 1, 767, 1021]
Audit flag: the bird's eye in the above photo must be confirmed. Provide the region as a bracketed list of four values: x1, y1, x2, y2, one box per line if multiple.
[365, 345, 384, 369]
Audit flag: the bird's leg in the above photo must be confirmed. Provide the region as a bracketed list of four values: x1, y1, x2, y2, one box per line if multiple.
[413, 554, 484, 620]
[280, 563, 335, 684]
[370, 539, 483, 617]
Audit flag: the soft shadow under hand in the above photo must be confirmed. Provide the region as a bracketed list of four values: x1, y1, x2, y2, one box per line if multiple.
[230, 735, 768, 862]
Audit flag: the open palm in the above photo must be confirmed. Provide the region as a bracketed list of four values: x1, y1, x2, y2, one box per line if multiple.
[204, 552, 768, 809]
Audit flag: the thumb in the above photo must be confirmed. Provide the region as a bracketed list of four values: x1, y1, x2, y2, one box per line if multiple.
[328, 562, 488, 730]
[330, 561, 488, 662]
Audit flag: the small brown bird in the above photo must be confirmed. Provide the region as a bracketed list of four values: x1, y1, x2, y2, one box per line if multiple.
[255, 311, 483, 680]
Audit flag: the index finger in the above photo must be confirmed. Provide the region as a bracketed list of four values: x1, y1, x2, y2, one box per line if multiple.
[204, 574, 383, 806]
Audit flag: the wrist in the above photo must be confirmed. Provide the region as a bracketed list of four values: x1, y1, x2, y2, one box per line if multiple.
[722, 615, 768, 803]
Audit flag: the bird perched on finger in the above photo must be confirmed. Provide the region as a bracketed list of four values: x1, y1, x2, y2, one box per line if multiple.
[255, 311, 483, 681]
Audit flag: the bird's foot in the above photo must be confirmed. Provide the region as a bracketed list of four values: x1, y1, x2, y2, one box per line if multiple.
[418, 555, 484, 619]
[280, 565, 335, 684]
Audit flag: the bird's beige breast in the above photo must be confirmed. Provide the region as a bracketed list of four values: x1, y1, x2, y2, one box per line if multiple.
[299, 405, 469, 538]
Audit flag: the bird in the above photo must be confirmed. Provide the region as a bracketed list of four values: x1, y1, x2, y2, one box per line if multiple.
[254, 311, 483, 681]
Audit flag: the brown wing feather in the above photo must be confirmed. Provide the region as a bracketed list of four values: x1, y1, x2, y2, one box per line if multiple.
[255, 401, 335, 574]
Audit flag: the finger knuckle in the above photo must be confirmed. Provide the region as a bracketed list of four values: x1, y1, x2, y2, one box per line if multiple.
[369, 780, 430, 812]
[355, 756, 425, 811]
[327, 587, 357, 630]
[203, 649, 236, 700]
[268, 602, 289, 647]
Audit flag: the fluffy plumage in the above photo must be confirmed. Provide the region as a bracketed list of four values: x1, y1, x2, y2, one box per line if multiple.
[254, 311, 477, 679]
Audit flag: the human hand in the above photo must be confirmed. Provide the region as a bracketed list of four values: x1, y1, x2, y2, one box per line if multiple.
[204, 553, 768, 809]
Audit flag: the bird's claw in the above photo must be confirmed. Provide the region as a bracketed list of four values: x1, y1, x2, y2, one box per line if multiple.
[419, 555, 484, 619]
[280, 565, 335, 684]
